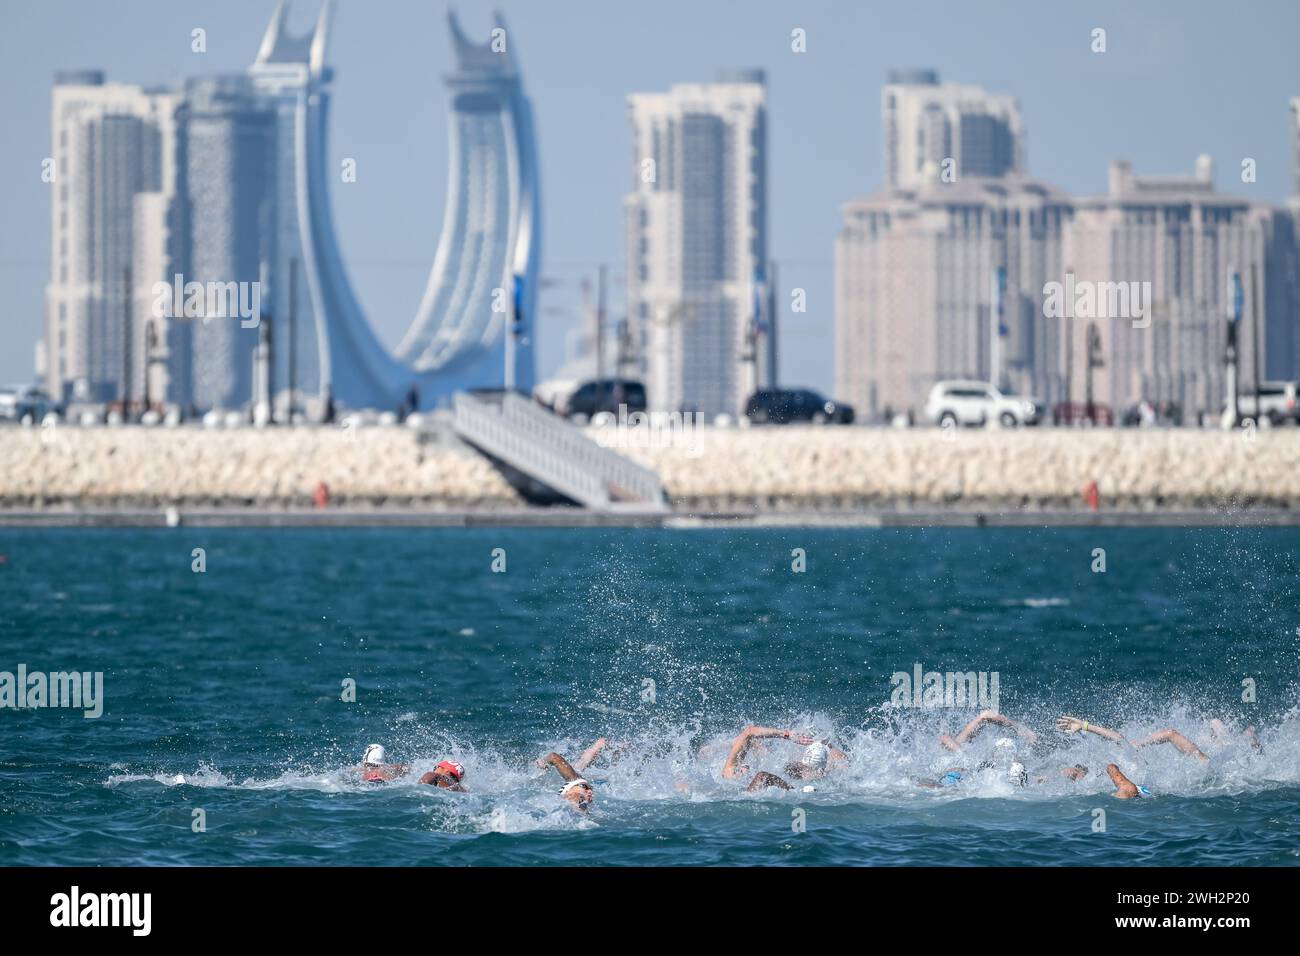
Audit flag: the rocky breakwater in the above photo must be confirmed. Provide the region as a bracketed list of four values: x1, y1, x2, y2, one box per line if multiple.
[0, 425, 522, 510]
[602, 425, 1300, 512]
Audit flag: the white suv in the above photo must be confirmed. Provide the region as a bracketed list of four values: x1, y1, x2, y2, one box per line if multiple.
[924, 381, 1040, 428]
[1232, 381, 1298, 425]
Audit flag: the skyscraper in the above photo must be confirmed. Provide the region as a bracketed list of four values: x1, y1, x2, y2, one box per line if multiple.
[837, 152, 1290, 420]
[249, 0, 410, 414]
[882, 69, 1024, 190]
[625, 71, 769, 417]
[45, 3, 544, 415]
[181, 76, 278, 411]
[44, 72, 180, 405]
[397, 10, 543, 402]
[1063, 158, 1276, 415]
[835, 175, 1071, 417]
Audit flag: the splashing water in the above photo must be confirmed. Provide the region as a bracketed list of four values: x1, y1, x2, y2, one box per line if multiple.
[3, 527, 1299, 865]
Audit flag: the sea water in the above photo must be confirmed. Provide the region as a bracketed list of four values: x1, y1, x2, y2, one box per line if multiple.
[1, 527, 1297, 866]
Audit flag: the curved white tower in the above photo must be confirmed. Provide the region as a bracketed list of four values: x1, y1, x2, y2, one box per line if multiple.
[250, 0, 412, 411]
[249, 2, 541, 411]
[396, 10, 542, 400]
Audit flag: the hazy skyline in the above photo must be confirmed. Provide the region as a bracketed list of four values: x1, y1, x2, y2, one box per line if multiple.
[2, 0, 1298, 393]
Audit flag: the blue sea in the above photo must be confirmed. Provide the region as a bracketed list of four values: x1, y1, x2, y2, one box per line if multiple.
[1, 527, 1297, 866]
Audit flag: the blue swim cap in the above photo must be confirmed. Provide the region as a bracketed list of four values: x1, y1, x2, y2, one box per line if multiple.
[940, 770, 963, 788]
[1137, 785, 1151, 797]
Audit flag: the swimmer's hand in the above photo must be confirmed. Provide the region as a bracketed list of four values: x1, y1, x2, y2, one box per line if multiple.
[789, 732, 815, 746]
[1057, 716, 1084, 733]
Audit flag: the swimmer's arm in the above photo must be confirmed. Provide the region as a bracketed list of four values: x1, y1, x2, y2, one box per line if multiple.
[951, 710, 1003, 746]
[1106, 763, 1141, 799]
[539, 752, 581, 782]
[999, 715, 1039, 746]
[575, 737, 609, 772]
[1057, 716, 1128, 745]
[1133, 729, 1209, 762]
[722, 726, 801, 778]
[745, 771, 793, 792]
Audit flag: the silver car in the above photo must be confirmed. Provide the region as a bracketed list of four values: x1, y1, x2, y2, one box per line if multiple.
[924, 380, 1040, 428]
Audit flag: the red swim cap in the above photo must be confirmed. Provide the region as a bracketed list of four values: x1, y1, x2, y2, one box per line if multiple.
[435, 760, 465, 781]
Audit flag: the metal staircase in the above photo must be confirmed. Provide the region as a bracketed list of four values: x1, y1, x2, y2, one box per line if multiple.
[452, 391, 667, 511]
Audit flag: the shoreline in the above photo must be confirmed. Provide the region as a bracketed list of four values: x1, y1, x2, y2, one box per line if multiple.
[2, 506, 1297, 528]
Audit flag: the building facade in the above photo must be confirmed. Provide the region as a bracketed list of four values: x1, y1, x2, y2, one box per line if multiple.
[624, 71, 769, 417]
[44, 72, 180, 405]
[835, 176, 1070, 418]
[882, 69, 1024, 190]
[836, 155, 1295, 420]
[1062, 158, 1278, 416]
[180, 76, 278, 411]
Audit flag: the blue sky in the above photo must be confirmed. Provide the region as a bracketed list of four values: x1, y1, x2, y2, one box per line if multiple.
[2, 0, 1298, 392]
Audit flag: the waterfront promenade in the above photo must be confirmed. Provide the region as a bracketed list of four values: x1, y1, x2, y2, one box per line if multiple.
[2, 422, 1298, 525]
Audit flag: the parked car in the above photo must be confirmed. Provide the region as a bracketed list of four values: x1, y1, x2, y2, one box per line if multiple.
[1054, 402, 1116, 426]
[0, 385, 62, 423]
[1227, 381, 1299, 425]
[561, 379, 647, 419]
[744, 388, 854, 425]
[924, 381, 1040, 427]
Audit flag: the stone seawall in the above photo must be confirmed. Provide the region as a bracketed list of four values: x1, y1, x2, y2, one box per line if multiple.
[1, 424, 1297, 512]
[0, 427, 522, 509]
[610, 426, 1300, 511]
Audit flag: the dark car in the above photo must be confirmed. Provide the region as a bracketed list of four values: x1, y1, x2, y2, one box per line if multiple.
[563, 379, 647, 419]
[1051, 402, 1115, 426]
[744, 388, 854, 425]
[0, 385, 63, 423]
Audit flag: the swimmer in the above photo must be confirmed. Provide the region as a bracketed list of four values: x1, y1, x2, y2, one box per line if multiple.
[418, 759, 467, 791]
[940, 710, 1038, 753]
[357, 744, 410, 783]
[918, 746, 1028, 790]
[915, 767, 969, 789]
[722, 726, 845, 792]
[537, 748, 596, 810]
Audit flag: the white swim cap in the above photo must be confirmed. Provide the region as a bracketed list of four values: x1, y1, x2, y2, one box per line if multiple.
[799, 742, 830, 772]
[560, 778, 592, 797]
[801, 785, 817, 793]
[1009, 762, 1027, 786]
[362, 743, 386, 766]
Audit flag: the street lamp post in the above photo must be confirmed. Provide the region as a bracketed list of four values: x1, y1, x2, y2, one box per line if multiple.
[1062, 264, 1074, 425]
[1084, 321, 1104, 424]
[990, 265, 1006, 392]
[1222, 270, 1243, 428]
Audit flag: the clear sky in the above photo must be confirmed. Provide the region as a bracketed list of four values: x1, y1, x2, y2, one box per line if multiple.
[2, 0, 1298, 393]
